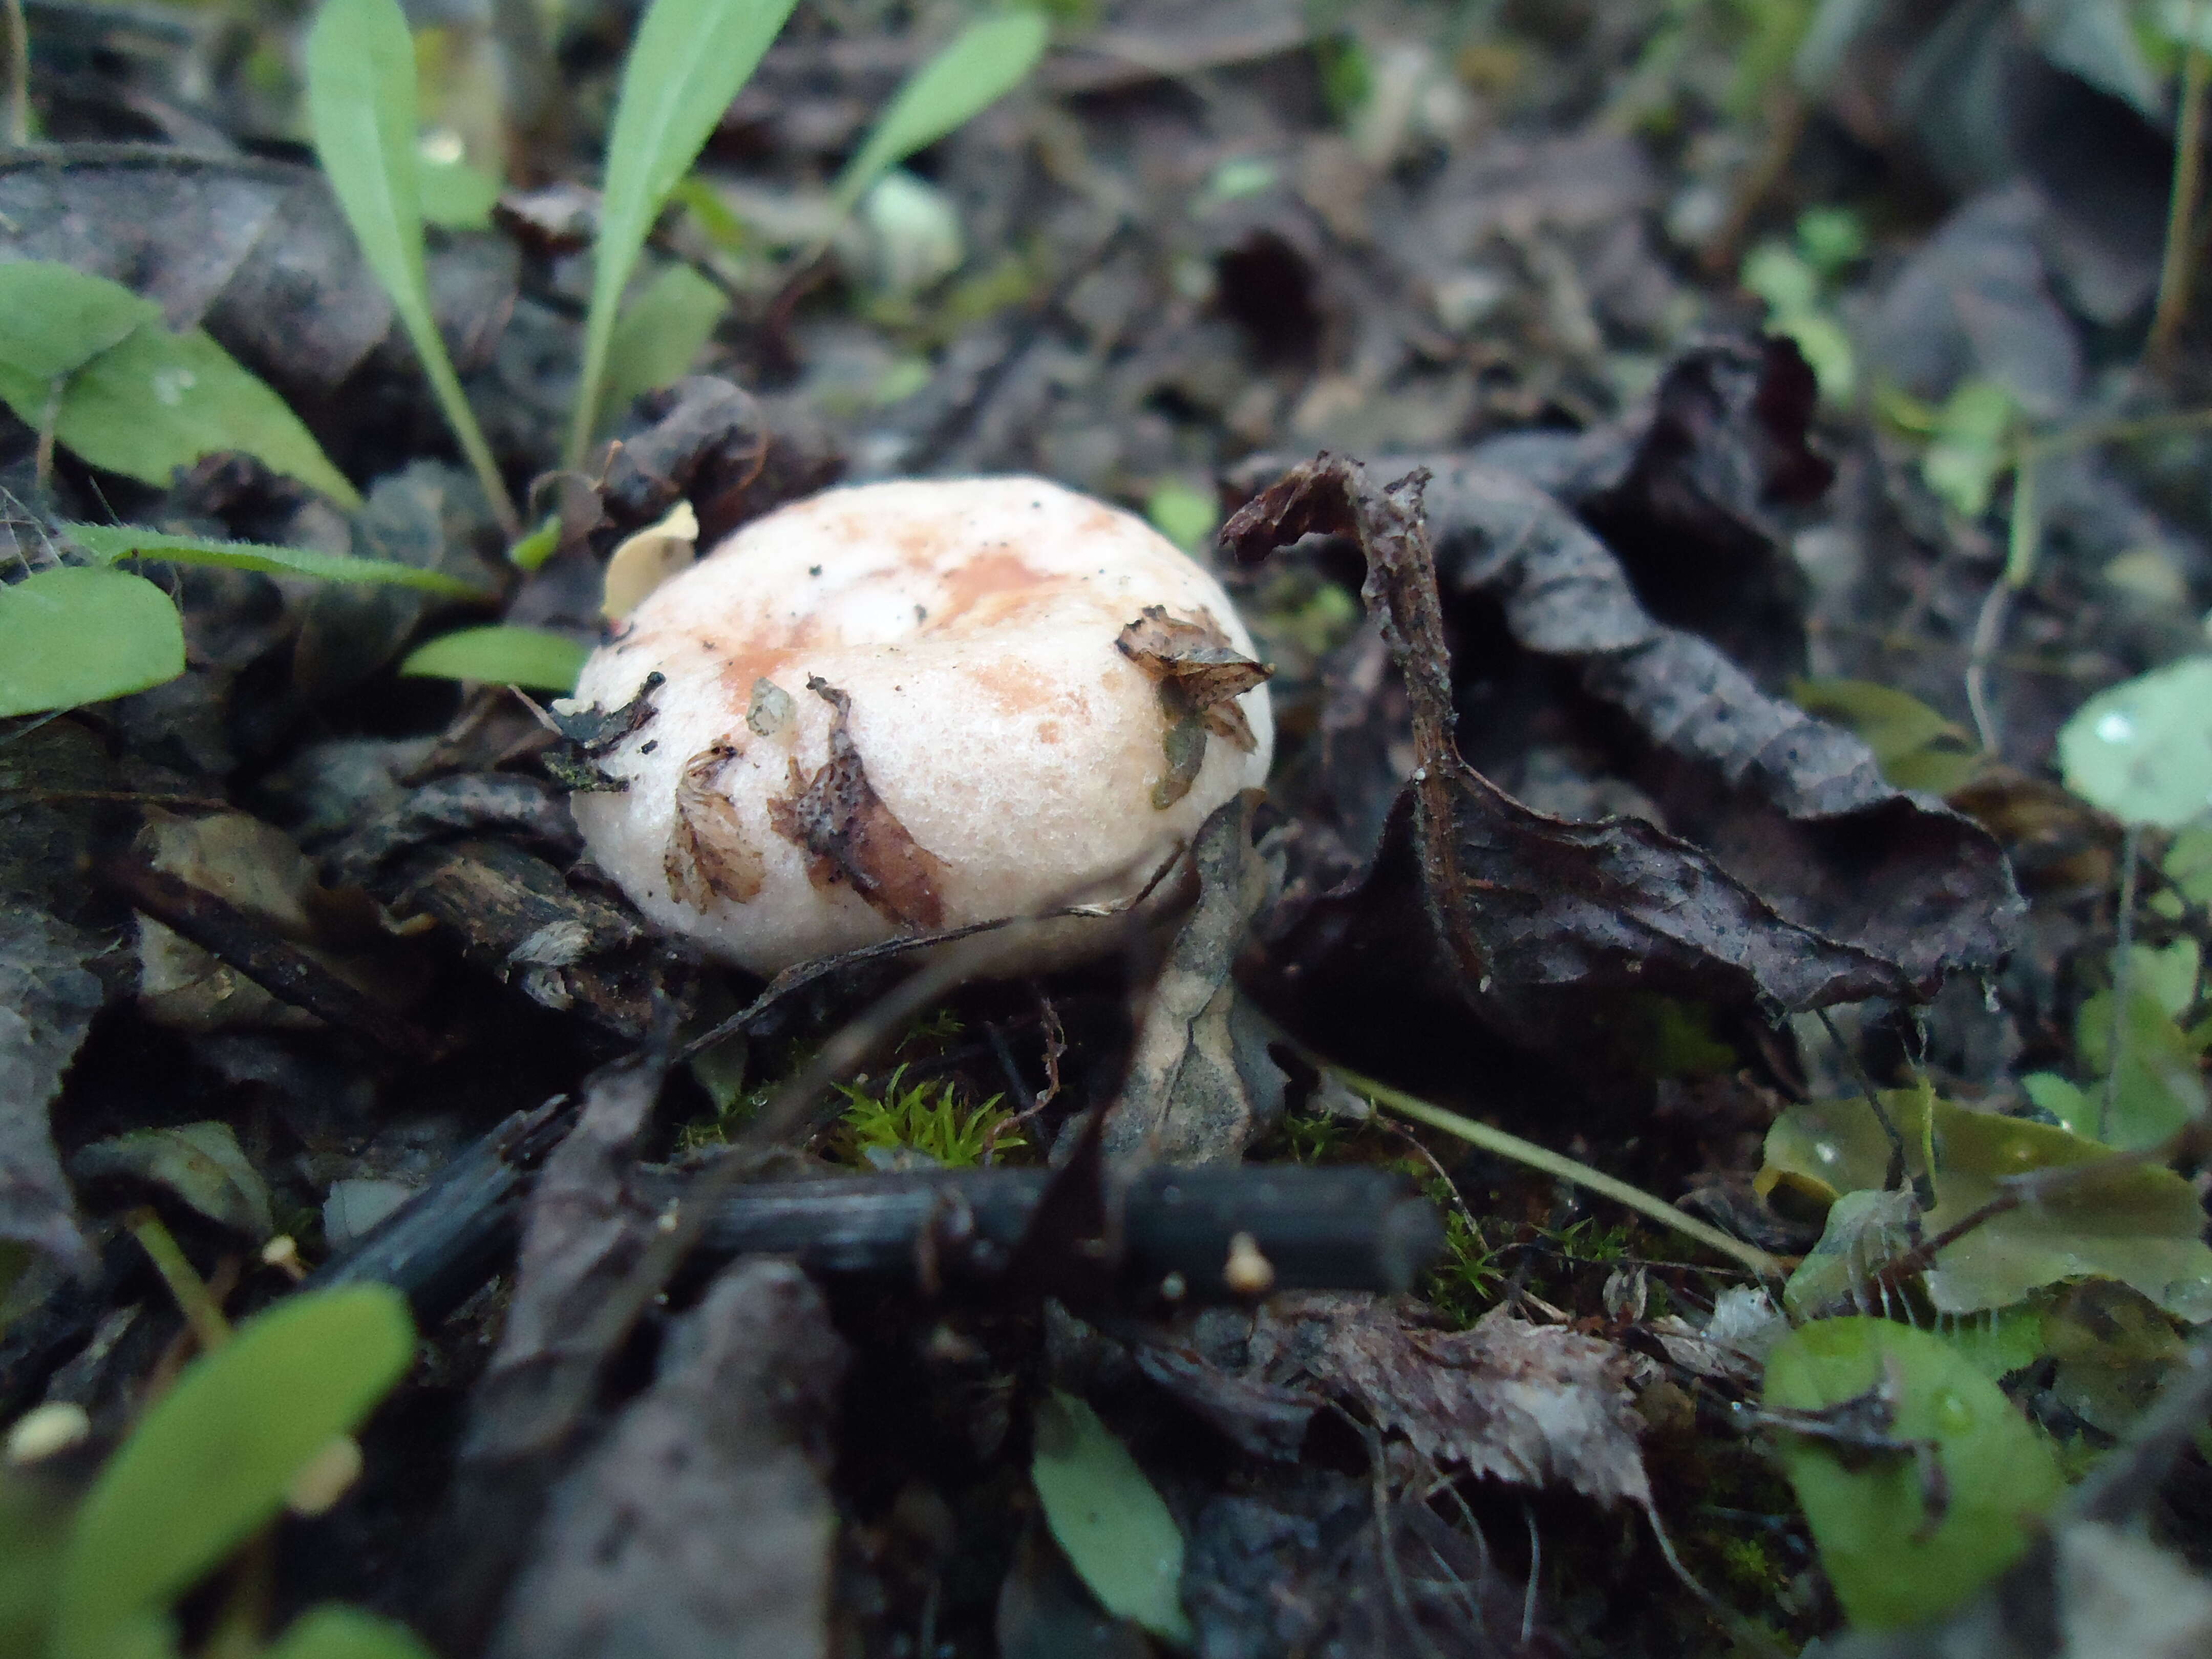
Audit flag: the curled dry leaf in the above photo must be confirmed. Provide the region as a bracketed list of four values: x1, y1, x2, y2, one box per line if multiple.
[1222, 453, 2015, 1011]
[665, 745, 766, 907]
[1115, 606, 1273, 807]
[767, 677, 950, 930]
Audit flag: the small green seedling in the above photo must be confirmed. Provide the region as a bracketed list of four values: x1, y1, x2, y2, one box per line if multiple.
[49, 1285, 418, 1659]
[0, 567, 184, 719]
[306, 0, 519, 538]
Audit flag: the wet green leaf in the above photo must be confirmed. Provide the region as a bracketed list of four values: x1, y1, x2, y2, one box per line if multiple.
[1781, 1187, 1919, 1318]
[69, 1123, 275, 1240]
[52, 1286, 415, 1659]
[1759, 1087, 2212, 1317]
[0, 566, 185, 718]
[2042, 1279, 2188, 1434]
[1789, 676, 1983, 793]
[1930, 1303, 2048, 1381]
[0, 260, 156, 380]
[399, 625, 587, 691]
[828, 11, 1049, 215]
[63, 523, 491, 599]
[1764, 1315, 2063, 1629]
[265, 1604, 438, 1659]
[1030, 1390, 1192, 1646]
[600, 263, 728, 432]
[1921, 379, 2019, 518]
[0, 268, 359, 506]
[569, 0, 801, 464]
[2072, 977, 2207, 1149]
[2057, 655, 2212, 828]
[2166, 822, 2212, 905]
[307, 0, 510, 527]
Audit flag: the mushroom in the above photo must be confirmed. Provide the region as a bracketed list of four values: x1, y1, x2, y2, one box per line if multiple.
[565, 476, 1274, 976]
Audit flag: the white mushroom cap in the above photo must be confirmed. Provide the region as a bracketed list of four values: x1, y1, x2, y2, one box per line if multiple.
[568, 476, 1274, 976]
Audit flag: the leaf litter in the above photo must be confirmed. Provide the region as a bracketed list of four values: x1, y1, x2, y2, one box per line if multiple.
[12, 2, 2212, 1655]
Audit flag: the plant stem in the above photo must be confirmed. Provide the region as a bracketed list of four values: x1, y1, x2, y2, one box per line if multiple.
[2103, 820, 2146, 1143]
[2, 0, 27, 148]
[2152, 8, 2211, 365]
[129, 1209, 233, 1352]
[1964, 456, 2038, 755]
[1332, 1066, 1787, 1283]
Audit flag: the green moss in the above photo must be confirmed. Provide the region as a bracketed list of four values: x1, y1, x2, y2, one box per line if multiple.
[834, 1064, 1021, 1167]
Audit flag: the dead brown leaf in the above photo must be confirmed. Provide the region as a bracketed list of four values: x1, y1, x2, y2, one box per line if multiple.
[664, 745, 765, 907]
[1116, 605, 1273, 807]
[767, 678, 949, 929]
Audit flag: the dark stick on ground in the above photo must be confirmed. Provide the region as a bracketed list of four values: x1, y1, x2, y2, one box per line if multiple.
[100, 858, 438, 1061]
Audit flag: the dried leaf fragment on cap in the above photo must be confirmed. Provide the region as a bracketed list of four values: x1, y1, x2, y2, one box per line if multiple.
[1116, 606, 1272, 807]
[665, 744, 765, 907]
[767, 677, 948, 928]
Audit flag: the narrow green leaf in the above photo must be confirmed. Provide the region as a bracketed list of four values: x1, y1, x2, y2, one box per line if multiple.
[0, 260, 157, 381]
[62, 523, 491, 599]
[399, 625, 587, 691]
[307, 0, 517, 535]
[52, 1286, 415, 1659]
[1765, 1315, 2062, 1629]
[416, 154, 501, 231]
[569, 0, 802, 466]
[265, 1605, 438, 1659]
[2057, 655, 2212, 828]
[600, 263, 729, 432]
[1030, 1390, 1192, 1646]
[0, 567, 185, 717]
[828, 11, 1050, 216]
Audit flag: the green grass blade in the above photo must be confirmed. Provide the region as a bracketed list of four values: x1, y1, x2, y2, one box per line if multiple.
[306, 0, 520, 537]
[566, 0, 801, 467]
[827, 11, 1049, 216]
[60, 524, 492, 599]
[0, 566, 185, 717]
[400, 625, 587, 691]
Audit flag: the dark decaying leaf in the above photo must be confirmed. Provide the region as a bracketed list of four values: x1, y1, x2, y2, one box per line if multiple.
[768, 677, 949, 929]
[1141, 1294, 1648, 1510]
[0, 146, 395, 401]
[1103, 791, 1287, 1166]
[431, 1046, 669, 1653]
[0, 906, 106, 1274]
[324, 773, 583, 888]
[598, 377, 844, 548]
[487, 1259, 847, 1659]
[1186, 1467, 1565, 1659]
[1222, 454, 2017, 1011]
[1115, 606, 1272, 807]
[664, 745, 765, 906]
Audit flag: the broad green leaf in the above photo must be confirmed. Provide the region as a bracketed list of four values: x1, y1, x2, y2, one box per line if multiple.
[27, 323, 358, 506]
[399, 625, 587, 691]
[827, 11, 1050, 215]
[2043, 1279, 2189, 1434]
[1764, 1316, 2063, 1629]
[2165, 821, 2212, 905]
[568, 0, 802, 465]
[307, 0, 514, 531]
[1921, 379, 2018, 518]
[63, 523, 491, 599]
[1930, 1303, 2048, 1382]
[2057, 655, 2212, 828]
[52, 1286, 415, 1659]
[0, 260, 156, 380]
[416, 154, 500, 230]
[600, 263, 728, 432]
[0, 1467, 73, 1657]
[1759, 1089, 2212, 1318]
[0, 567, 184, 717]
[1030, 1390, 1192, 1646]
[1789, 676, 1983, 794]
[2072, 976, 2208, 1150]
[265, 1605, 438, 1659]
